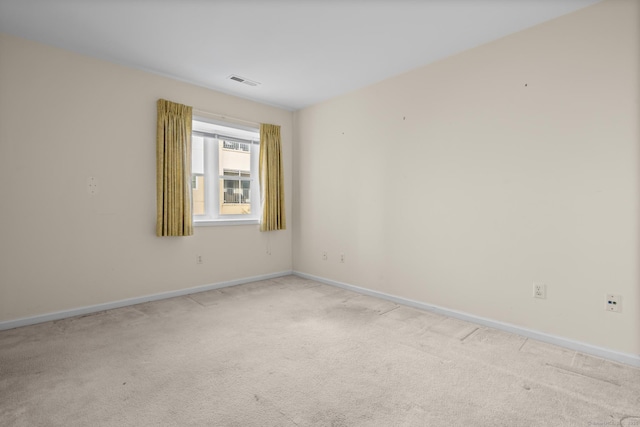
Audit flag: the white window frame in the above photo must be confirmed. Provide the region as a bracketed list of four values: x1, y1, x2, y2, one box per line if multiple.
[192, 118, 260, 226]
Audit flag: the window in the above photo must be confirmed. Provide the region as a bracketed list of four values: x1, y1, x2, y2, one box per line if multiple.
[191, 118, 260, 225]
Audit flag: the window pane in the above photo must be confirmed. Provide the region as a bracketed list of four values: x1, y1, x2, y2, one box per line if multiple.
[192, 136, 204, 175]
[220, 177, 251, 214]
[192, 120, 260, 222]
[192, 175, 205, 215]
[219, 140, 251, 215]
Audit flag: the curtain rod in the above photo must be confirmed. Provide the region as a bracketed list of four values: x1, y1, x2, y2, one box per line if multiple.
[192, 108, 260, 127]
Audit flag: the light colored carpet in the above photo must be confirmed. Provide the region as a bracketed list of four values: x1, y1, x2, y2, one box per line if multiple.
[1, 275, 639, 426]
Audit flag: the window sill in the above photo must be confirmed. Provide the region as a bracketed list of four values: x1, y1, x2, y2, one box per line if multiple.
[194, 219, 260, 227]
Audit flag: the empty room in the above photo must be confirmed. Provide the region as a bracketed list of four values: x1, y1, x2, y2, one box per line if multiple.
[0, 0, 639, 425]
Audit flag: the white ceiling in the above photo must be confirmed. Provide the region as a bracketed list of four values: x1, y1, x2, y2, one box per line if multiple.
[0, 0, 602, 111]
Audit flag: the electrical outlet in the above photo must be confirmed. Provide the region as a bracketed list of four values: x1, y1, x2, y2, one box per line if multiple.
[533, 282, 546, 299]
[605, 294, 622, 313]
[196, 255, 203, 264]
[322, 251, 327, 261]
[340, 253, 345, 263]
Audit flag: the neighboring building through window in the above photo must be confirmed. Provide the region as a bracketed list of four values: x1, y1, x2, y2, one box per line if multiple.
[191, 119, 260, 224]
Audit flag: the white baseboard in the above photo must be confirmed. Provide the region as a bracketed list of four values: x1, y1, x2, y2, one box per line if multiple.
[0, 270, 293, 331]
[293, 271, 640, 368]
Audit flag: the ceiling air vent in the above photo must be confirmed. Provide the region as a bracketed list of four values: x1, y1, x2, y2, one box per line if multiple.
[228, 75, 260, 87]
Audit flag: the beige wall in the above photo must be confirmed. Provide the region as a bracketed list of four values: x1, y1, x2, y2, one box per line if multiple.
[0, 33, 293, 321]
[293, 0, 639, 355]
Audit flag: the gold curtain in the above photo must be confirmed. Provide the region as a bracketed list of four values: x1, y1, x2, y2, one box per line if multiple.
[259, 123, 286, 231]
[156, 99, 193, 236]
